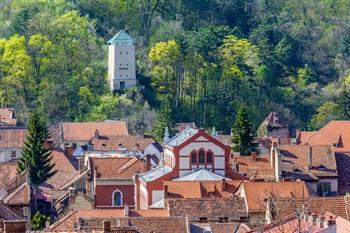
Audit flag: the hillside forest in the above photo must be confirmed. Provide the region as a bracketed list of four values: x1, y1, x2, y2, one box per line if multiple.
[1, 0, 350, 138]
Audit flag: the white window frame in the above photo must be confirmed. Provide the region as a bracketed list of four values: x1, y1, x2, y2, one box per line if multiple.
[112, 189, 123, 206]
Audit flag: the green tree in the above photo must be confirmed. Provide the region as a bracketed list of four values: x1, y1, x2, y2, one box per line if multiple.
[153, 96, 176, 142]
[17, 110, 56, 186]
[31, 211, 50, 230]
[231, 105, 253, 155]
[310, 101, 342, 130]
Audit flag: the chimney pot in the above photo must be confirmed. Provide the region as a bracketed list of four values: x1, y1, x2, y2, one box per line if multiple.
[222, 178, 226, 191]
[65, 145, 74, 158]
[146, 155, 152, 171]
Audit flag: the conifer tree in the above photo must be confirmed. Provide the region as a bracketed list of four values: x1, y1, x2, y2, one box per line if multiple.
[17, 110, 56, 186]
[153, 96, 176, 142]
[231, 105, 253, 155]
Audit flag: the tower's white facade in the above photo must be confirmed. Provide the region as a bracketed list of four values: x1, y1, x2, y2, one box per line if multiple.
[108, 30, 136, 92]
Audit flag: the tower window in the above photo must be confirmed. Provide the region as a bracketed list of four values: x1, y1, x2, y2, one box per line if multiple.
[207, 151, 213, 163]
[120, 51, 121, 55]
[120, 82, 125, 90]
[199, 149, 205, 164]
[126, 51, 128, 55]
[191, 151, 197, 164]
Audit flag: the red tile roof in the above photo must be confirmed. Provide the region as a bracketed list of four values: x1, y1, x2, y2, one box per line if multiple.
[3, 182, 30, 206]
[301, 121, 350, 152]
[0, 201, 23, 220]
[241, 181, 310, 213]
[233, 154, 275, 180]
[89, 156, 146, 179]
[0, 160, 18, 189]
[278, 144, 337, 178]
[47, 209, 169, 232]
[164, 180, 242, 198]
[271, 196, 349, 220]
[62, 121, 128, 142]
[90, 135, 156, 151]
[0, 127, 26, 148]
[44, 149, 79, 189]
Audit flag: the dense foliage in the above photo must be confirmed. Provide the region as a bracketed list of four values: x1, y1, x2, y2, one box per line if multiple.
[2, 0, 350, 135]
[17, 110, 56, 186]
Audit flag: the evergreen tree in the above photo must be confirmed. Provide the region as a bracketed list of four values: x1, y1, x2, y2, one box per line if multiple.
[31, 211, 50, 230]
[231, 105, 253, 155]
[17, 110, 56, 186]
[153, 96, 176, 142]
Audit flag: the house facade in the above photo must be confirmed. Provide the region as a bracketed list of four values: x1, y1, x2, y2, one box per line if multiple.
[0, 127, 26, 163]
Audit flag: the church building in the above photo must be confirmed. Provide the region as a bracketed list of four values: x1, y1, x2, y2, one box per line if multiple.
[108, 30, 136, 92]
[134, 127, 243, 209]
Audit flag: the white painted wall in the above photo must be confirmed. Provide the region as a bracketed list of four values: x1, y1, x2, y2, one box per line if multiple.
[0, 148, 21, 163]
[108, 44, 136, 91]
[214, 157, 225, 169]
[152, 190, 164, 205]
[179, 170, 192, 177]
[195, 136, 208, 141]
[179, 157, 189, 169]
[179, 142, 224, 155]
[144, 144, 162, 160]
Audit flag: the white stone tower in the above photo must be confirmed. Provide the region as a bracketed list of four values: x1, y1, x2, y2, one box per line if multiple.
[108, 30, 136, 92]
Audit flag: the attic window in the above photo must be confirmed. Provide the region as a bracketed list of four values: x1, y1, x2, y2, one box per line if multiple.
[102, 143, 106, 147]
[199, 217, 207, 223]
[318, 165, 327, 170]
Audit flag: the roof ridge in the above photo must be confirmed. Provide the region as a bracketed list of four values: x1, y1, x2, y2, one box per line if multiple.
[114, 157, 139, 174]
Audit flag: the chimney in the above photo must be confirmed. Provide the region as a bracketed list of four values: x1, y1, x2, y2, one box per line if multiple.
[44, 139, 54, 149]
[134, 173, 140, 210]
[163, 127, 170, 144]
[308, 145, 312, 172]
[251, 152, 258, 162]
[102, 220, 111, 232]
[146, 154, 152, 171]
[164, 184, 168, 199]
[69, 187, 76, 198]
[94, 129, 100, 139]
[65, 145, 74, 158]
[275, 149, 282, 182]
[222, 179, 226, 191]
[78, 157, 85, 174]
[270, 139, 278, 169]
[124, 204, 129, 217]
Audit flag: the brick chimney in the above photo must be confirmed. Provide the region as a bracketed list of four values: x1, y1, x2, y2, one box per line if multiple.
[133, 173, 140, 210]
[308, 145, 312, 172]
[65, 145, 74, 158]
[222, 179, 226, 191]
[146, 154, 152, 171]
[95, 129, 100, 139]
[275, 148, 282, 182]
[44, 139, 54, 149]
[164, 184, 168, 199]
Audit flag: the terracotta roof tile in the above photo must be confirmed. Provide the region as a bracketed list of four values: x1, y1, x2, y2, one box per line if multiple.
[167, 197, 248, 221]
[0, 127, 26, 148]
[233, 154, 275, 180]
[3, 182, 30, 206]
[89, 156, 146, 179]
[164, 180, 242, 198]
[175, 122, 196, 132]
[241, 181, 310, 213]
[90, 135, 157, 151]
[44, 149, 79, 189]
[46, 209, 169, 232]
[272, 196, 349, 220]
[301, 121, 350, 152]
[278, 144, 337, 178]
[0, 160, 18, 189]
[62, 121, 128, 142]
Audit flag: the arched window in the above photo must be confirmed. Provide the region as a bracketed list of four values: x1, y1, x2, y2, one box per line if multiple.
[199, 149, 205, 164]
[191, 151, 197, 164]
[112, 190, 122, 206]
[206, 151, 213, 164]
